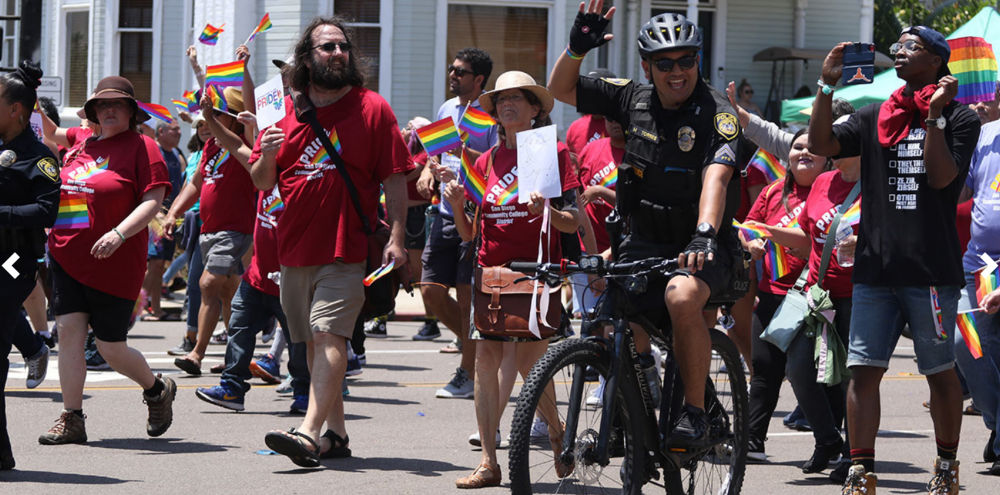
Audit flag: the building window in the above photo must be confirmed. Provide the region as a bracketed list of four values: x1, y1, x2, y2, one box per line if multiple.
[0, 0, 20, 70]
[66, 10, 90, 107]
[334, 0, 381, 93]
[118, 0, 153, 102]
[446, 5, 549, 99]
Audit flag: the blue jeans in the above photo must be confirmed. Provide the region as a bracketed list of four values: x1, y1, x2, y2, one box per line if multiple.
[955, 271, 1000, 457]
[162, 250, 190, 285]
[185, 239, 204, 333]
[222, 280, 309, 396]
[847, 284, 961, 375]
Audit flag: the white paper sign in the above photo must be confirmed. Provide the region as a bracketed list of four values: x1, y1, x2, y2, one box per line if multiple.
[515, 124, 560, 203]
[253, 75, 286, 129]
[29, 112, 43, 141]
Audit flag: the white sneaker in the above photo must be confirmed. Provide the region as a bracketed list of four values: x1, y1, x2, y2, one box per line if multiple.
[469, 429, 502, 447]
[586, 375, 606, 407]
[209, 330, 227, 345]
[436, 368, 474, 398]
[26, 345, 49, 389]
[530, 417, 548, 439]
[275, 375, 293, 395]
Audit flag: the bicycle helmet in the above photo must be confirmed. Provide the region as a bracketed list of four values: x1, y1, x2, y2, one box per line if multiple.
[637, 13, 702, 57]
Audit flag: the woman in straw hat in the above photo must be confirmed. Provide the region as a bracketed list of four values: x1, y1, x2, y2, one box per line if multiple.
[444, 70, 581, 488]
[40, 76, 176, 445]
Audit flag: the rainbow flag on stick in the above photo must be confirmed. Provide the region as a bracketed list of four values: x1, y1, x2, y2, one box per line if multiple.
[460, 148, 486, 206]
[458, 104, 496, 138]
[414, 117, 463, 156]
[732, 219, 771, 242]
[205, 61, 245, 88]
[975, 265, 999, 307]
[246, 13, 273, 43]
[206, 85, 229, 113]
[171, 99, 190, 113]
[749, 148, 785, 183]
[767, 240, 791, 281]
[183, 90, 201, 112]
[136, 102, 173, 124]
[947, 37, 998, 105]
[198, 23, 225, 46]
[956, 313, 984, 359]
[363, 259, 395, 287]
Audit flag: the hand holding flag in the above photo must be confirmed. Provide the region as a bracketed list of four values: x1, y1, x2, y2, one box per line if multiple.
[363, 259, 396, 287]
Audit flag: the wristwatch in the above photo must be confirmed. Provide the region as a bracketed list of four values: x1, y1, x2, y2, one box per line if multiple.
[695, 222, 717, 238]
[925, 116, 946, 130]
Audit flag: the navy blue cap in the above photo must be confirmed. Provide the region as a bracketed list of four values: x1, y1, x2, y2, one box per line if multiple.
[901, 25, 951, 75]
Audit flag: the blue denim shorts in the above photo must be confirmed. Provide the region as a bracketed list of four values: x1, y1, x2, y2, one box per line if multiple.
[847, 283, 961, 375]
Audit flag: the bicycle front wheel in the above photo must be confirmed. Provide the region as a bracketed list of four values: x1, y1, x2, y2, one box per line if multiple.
[509, 339, 647, 495]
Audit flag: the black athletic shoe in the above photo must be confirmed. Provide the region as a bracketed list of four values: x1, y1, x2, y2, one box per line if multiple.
[829, 461, 851, 484]
[412, 320, 441, 341]
[665, 404, 709, 449]
[986, 430, 997, 463]
[801, 437, 844, 473]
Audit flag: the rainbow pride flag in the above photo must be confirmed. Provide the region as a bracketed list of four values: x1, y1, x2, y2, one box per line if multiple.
[460, 148, 486, 206]
[496, 179, 518, 206]
[732, 219, 771, 242]
[749, 148, 785, 183]
[183, 90, 201, 112]
[768, 241, 790, 281]
[198, 23, 225, 46]
[55, 193, 89, 230]
[363, 259, 395, 287]
[171, 99, 190, 113]
[206, 85, 228, 112]
[956, 313, 984, 359]
[598, 167, 618, 188]
[137, 102, 172, 124]
[414, 117, 463, 156]
[976, 265, 999, 307]
[947, 37, 998, 105]
[247, 13, 273, 43]
[205, 61, 245, 88]
[458, 105, 495, 138]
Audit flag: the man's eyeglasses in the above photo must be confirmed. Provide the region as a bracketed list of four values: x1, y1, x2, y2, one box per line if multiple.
[448, 65, 473, 78]
[650, 55, 698, 73]
[313, 41, 352, 54]
[889, 40, 925, 56]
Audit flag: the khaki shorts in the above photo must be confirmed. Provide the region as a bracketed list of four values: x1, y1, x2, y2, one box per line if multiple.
[280, 262, 366, 343]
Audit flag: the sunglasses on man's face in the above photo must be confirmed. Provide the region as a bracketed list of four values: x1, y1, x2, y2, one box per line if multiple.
[650, 55, 698, 73]
[313, 41, 352, 54]
[448, 65, 473, 78]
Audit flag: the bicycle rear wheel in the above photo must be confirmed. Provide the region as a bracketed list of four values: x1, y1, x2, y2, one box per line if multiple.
[509, 339, 646, 494]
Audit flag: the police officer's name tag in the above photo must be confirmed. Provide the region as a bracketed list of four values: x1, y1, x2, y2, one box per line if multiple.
[628, 124, 658, 144]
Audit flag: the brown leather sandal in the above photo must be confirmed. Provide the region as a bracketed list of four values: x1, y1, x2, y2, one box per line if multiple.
[455, 463, 502, 489]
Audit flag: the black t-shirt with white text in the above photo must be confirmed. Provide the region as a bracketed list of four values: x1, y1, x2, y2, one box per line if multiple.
[832, 101, 980, 286]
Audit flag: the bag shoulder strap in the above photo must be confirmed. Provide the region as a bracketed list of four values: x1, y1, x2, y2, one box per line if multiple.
[816, 179, 861, 288]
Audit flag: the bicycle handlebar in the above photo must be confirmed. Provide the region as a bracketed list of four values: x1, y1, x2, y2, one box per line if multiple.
[509, 256, 679, 279]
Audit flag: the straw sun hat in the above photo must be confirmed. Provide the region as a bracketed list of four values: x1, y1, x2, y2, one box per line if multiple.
[478, 71, 554, 116]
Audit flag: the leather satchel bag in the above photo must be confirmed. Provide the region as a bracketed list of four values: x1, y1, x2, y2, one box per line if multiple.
[473, 265, 561, 339]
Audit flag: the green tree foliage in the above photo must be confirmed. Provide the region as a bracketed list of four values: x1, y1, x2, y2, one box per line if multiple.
[874, 0, 995, 52]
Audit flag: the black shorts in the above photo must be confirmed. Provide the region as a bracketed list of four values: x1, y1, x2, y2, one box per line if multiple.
[421, 213, 473, 287]
[50, 257, 136, 343]
[405, 204, 430, 250]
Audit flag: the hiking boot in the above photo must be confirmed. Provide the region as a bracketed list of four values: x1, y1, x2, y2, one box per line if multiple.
[436, 367, 474, 399]
[665, 404, 708, 449]
[167, 336, 195, 356]
[412, 319, 442, 341]
[144, 374, 176, 437]
[364, 317, 388, 338]
[195, 382, 245, 411]
[841, 465, 877, 495]
[926, 457, 959, 495]
[38, 410, 87, 445]
[250, 353, 281, 384]
[25, 345, 49, 389]
[801, 437, 844, 473]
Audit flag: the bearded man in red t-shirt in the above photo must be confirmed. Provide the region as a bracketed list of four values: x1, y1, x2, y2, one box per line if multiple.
[249, 16, 410, 467]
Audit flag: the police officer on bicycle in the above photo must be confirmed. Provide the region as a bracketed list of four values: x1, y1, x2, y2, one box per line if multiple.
[548, 1, 743, 447]
[0, 61, 60, 469]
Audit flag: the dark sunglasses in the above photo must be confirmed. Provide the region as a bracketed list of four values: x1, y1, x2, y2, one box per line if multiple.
[448, 65, 473, 78]
[650, 55, 698, 72]
[313, 41, 352, 53]
[743, 89, 754, 95]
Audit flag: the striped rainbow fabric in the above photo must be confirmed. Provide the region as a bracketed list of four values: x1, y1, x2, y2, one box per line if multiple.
[206, 85, 228, 112]
[205, 61, 245, 88]
[732, 219, 771, 242]
[458, 105, 495, 138]
[956, 313, 983, 359]
[137, 102, 173, 124]
[749, 148, 786, 183]
[768, 241, 790, 281]
[247, 13, 273, 43]
[198, 23, 225, 46]
[976, 265, 999, 307]
[414, 117, 463, 156]
[460, 148, 486, 206]
[948, 37, 998, 105]
[55, 193, 89, 230]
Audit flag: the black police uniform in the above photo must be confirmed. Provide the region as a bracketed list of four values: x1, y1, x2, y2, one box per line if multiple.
[0, 125, 60, 467]
[575, 76, 746, 314]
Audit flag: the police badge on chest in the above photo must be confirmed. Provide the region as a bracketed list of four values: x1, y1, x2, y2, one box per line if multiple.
[678, 126, 695, 152]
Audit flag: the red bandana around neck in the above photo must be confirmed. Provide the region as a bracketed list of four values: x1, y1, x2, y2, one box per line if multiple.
[877, 84, 938, 147]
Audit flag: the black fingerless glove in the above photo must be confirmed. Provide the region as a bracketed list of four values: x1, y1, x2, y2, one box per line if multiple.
[569, 11, 612, 56]
[682, 235, 717, 261]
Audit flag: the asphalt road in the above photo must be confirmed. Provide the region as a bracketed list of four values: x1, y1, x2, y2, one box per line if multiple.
[2, 319, 996, 494]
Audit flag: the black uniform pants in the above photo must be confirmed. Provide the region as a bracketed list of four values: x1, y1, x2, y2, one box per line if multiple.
[747, 291, 785, 444]
[0, 251, 38, 460]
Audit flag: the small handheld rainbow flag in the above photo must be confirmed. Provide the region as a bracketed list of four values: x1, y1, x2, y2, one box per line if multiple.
[460, 148, 486, 206]
[458, 105, 496, 138]
[136, 102, 173, 124]
[205, 61, 245, 88]
[732, 219, 771, 242]
[183, 90, 201, 112]
[956, 313, 983, 359]
[947, 37, 998, 105]
[749, 148, 785, 183]
[976, 265, 999, 307]
[598, 167, 618, 188]
[363, 259, 395, 287]
[246, 13, 273, 43]
[206, 85, 229, 113]
[414, 117, 463, 156]
[198, 23, 225, 46]
[171, 99, 190, 113]
[767, 241, 791, 281]
[54, 193, 89, 230]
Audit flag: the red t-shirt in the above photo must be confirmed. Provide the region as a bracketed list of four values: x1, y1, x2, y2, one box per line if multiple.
[249, 89, 411, 266]
[199, 138, 257, 234]
[565, 115, 608, 156]
[735, 165, 769, 222]
[243, 186, 282, 297]
[65, 126, 92, 148]
[49, 130, 171, 300]
[577, 138, 624, 253]
[746, 181, 810, 295]
[956, 198, 972, 257]
[406, 150, 426, 202]
[797, 170, 860, 299]
[472, 142, 581, 267]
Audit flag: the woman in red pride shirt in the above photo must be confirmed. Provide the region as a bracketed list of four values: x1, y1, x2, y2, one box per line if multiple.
[41, 77, 176, 445]
[444, 71, 581, 488]
[740, 130, 830, 463]
[760, 133, 861, 478]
